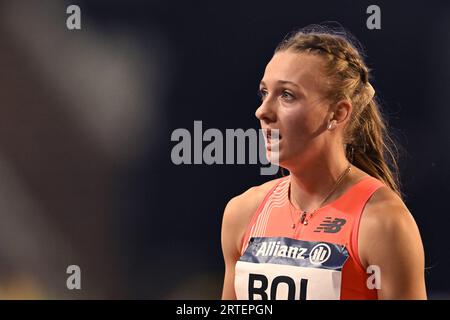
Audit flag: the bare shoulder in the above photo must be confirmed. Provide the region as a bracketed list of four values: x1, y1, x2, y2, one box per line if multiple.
[358, 185, 423, 267]
[221, 178, 283, 255]
[224, 178, 281, 220]
[220, 178, 284, 299]
[358, 184, 426, 299]
[362, 185, 415, 233]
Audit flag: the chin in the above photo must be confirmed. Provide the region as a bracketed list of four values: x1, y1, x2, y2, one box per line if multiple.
[273, 154, 290, 168]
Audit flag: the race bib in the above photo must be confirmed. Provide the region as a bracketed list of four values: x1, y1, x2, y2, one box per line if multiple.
[235, 237, 349, 300]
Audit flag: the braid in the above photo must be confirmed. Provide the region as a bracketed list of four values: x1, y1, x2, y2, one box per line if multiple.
[277, 33, 369, 84]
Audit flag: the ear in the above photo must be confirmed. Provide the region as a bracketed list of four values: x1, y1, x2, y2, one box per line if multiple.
[331, 100, 352, 125]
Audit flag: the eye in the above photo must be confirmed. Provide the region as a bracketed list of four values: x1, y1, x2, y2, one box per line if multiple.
[281, 90, 295, 101]
[258, 88, 268, 101]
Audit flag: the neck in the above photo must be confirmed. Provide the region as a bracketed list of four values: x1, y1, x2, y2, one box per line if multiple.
[287, 149, 351, 212]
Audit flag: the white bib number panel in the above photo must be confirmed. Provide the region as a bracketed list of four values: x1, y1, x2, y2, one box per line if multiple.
[235, 237, 349, 300]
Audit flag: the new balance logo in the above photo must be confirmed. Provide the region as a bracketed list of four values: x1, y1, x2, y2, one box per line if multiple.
[314, 217, 347, 233]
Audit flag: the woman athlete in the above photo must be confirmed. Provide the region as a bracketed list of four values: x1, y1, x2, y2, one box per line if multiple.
[221, 26, 426, 300]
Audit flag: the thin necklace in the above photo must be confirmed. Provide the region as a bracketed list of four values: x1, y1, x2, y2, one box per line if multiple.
[289, 164, 352, 228]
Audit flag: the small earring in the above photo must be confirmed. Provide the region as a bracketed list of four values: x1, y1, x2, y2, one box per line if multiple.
[327, 120, 336, 130]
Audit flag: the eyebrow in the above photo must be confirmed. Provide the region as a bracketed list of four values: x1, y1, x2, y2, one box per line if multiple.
[260, 80, 306, 97]
[277, 80, 299, 87]
[260, 80, 299, 88]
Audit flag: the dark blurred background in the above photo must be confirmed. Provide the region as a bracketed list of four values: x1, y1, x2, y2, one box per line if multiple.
[0, 0, 448, 299]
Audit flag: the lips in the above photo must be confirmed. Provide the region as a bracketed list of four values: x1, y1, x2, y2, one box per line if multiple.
[265, 128, 281, 139]
[265, 128, 282, 150]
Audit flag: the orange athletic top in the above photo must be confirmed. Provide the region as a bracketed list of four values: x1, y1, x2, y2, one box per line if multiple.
[234, 175, 385, 300]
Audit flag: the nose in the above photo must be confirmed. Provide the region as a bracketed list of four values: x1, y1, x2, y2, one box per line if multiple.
[255, 100, 276, 123]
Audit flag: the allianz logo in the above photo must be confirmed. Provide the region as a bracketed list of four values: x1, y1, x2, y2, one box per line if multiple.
[254, 241, 331, 265]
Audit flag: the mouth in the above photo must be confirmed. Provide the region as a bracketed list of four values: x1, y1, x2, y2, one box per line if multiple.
[264, 128, 282, 150]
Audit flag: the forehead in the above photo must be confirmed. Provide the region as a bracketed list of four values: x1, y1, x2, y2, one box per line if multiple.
[262, 51, 326, 90]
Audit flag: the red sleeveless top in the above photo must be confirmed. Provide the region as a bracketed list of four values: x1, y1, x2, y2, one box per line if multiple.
[234, 175, 385, 300]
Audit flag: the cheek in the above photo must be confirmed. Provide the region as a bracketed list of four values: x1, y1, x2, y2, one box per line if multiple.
[281, 108, 316, 142]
